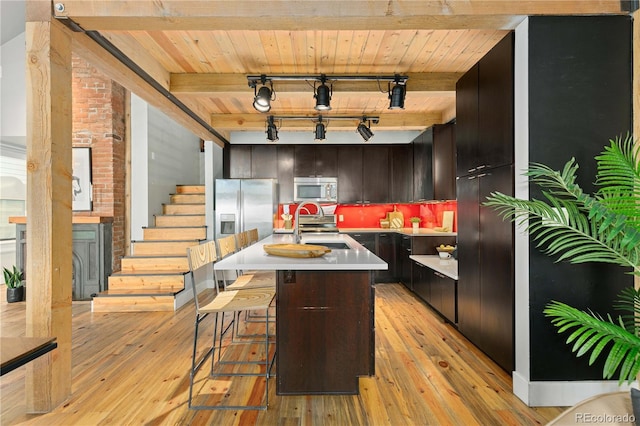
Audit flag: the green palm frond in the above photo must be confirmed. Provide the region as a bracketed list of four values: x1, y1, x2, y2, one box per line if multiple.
[612, 287, 640, 334]
[545, 301, 640, 384]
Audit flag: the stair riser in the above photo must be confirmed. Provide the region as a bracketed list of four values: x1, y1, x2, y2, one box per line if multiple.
[163, 204, 205, 215]
[121, 257, 189, 272]
[155, 215, 206, 227]
[176, 185, 205, 195]
[142, 228, 206, 241]
[132, 241, 197, 256]
[170, 194, 205, 204]
[92, 296, 175, 312]
[108, 275, 185, 291]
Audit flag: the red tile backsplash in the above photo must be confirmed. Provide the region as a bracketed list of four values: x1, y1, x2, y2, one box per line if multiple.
[276, 201, 457, 231]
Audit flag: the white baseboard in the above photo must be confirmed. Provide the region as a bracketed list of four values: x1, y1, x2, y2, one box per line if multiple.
[513, 371, 633, 406]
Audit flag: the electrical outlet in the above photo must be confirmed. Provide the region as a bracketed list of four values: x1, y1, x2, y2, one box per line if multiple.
[339, 214, 344, 222]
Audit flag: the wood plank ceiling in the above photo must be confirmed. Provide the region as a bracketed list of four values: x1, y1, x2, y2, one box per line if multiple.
[53, 1, 629, 145]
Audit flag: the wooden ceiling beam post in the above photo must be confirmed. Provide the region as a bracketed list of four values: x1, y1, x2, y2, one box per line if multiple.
[24, 4, 73, 412]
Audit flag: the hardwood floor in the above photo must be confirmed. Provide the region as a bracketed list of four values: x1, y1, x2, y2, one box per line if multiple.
[1, 283, 564, 425]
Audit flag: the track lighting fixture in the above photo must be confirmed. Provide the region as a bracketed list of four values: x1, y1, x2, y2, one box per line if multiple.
[266, 116, 279, 142]
[247, 74, 407, 113]
[249, 75, 275, 113]
[314, 75, 332, 111]
[356, 118, 375, 142]
[388, 74, 406, 110]
[263, 115, 379, 143]
[314, 117, 326, 142]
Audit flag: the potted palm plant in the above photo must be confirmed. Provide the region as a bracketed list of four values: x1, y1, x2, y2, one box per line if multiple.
[484, 134, 640, 410]
[3, 265, 25, 303]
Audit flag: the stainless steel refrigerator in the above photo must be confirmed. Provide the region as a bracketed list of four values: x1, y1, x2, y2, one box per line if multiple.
[215, 179, 278, 241]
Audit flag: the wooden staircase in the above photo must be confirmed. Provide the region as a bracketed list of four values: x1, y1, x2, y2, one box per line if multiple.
[92, 185, 206, 312]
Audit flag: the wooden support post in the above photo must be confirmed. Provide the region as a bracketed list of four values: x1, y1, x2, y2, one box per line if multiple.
[24, 8, 73, 412]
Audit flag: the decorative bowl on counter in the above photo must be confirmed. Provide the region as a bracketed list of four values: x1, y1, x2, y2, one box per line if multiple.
[436, 244, 456, 259]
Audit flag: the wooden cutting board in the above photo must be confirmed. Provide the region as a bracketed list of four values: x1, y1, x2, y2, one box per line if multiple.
[442, 211, 454, 232]
[388, 209, 404, 229]
[263, 244, 331, 258]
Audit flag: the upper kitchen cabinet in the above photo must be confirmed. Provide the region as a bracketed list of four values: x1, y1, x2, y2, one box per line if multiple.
[337, 146, 363, 203]
[294, 145, 338, 178]
[277, 145, 295, 203]
[362, 146, 390, 203]
[390, 144, 413, 203]
[433, 122, 456, 200]
[456, 33, 514, 177]
[251, 145, 278, 178]
[412, 130, 433, 202]
[227, 145, 252, 178]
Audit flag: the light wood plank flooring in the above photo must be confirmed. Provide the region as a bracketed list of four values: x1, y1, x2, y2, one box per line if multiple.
[1, 283, 564, 425]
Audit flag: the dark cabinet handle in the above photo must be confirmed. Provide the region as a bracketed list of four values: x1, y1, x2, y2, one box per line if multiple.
[434, 271, 446, 279]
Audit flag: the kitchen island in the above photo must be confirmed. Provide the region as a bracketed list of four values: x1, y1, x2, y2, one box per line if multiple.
[214, 233, 387, 395]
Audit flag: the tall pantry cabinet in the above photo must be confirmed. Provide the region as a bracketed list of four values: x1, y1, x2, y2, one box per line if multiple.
[456, 33, 514, 372]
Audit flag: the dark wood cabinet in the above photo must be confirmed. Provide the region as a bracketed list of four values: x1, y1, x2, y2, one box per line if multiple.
[398, 234, 412, 290]
[457, 33, 513, 177]
[251, 145, 278, 178]
[432, 122, 456, 200]
[294, 145, 338, 177]
[412, 130, 433, 201]
[477, 34, 514, 171]
[228, 145, 252, 178]
[362, 146, 390, 203]
[337, 146, 363, 203]
[412, 261, 457, 324]
[276, 270, 374, 394]
[390, 144, 413, 202]
[455, 32, 515, 372]
[277, 145, 295, 203]
[374, 232, 395, 283]
[228, 143, 412, 204]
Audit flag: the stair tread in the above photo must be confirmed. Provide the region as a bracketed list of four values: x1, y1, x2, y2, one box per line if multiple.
[141, 226, 206, 229]
[95, 289, 182, 297]
[110, 270, 188, 276]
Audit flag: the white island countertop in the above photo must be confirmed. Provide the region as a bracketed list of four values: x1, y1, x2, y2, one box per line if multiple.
[215, 233, 388, 271]
[410, 255, 458, 280]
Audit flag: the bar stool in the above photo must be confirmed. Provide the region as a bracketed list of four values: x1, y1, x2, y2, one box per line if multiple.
[186, 241, 276, 410]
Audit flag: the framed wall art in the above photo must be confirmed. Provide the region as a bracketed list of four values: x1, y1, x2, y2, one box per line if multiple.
[72, 147, 92, 211]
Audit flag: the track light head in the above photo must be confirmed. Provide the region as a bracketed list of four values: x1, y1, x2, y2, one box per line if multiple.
[314, 119, 326, 142]
[356, 119, 374, 142]
[388, 82, 406, 110]
[314, 76, 332, 111]
[253, 85, 273, 112]
[266, 116, 279, 142]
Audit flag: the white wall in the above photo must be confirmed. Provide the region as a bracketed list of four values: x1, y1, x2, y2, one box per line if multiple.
[130, 94, 204, 240]
[1, 32, 26, 143]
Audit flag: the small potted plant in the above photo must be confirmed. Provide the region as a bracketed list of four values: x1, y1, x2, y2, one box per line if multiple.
[409, 217, 421, 233]
[3, 266, 25, 303]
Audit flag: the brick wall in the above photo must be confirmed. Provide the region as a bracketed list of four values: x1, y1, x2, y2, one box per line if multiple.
[72, 54, 126, 272]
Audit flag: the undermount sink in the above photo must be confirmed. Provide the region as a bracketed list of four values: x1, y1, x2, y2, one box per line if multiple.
[304, 241, 351, 250]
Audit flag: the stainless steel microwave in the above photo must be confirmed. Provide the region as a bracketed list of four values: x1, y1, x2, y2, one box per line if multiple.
[293, 177, 338, 203]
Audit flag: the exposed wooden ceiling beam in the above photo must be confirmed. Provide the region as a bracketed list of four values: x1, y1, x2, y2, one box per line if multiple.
[71, 31, 227, 146]
[55, 1, 626, 31]
[211, 112, 441, 131]
[170, 73, 462, 94]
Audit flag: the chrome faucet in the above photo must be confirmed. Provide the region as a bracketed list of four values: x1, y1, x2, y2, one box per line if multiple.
[293, 201, 324, 244]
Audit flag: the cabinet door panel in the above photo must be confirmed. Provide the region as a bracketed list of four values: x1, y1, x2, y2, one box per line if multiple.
[229, 145, 252, 178]
[337, 146, 363, 203]
[412, 262, 430, 303]
[433, 123, 456, 200]
[375, 233, 395, 283]
[391, 144, 413, 202]
[413, 130, 433, 201]
[456, 64, 479, 176]
[251, 145, 278, 178]
[277, 145, 295, 203]
[456, 175, 481, 343]
[294, 145, 316, 177]
[315, 146, 338, 177]
[363, 146, 390, 203]
[478, 165, 514, 371]
[478, 33, 514, 170]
